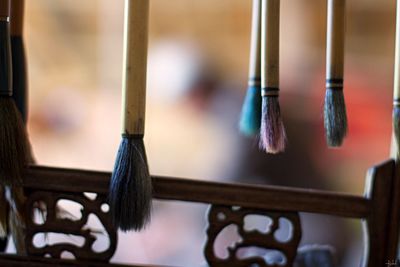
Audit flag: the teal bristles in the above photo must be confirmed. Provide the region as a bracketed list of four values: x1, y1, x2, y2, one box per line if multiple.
[239, 85, 262, 136]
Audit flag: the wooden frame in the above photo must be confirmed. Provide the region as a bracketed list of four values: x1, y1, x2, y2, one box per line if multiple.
[0, 159, 395, 267]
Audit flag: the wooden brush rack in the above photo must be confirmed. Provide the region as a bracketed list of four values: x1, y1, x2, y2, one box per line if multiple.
[0, 159, 397, 266]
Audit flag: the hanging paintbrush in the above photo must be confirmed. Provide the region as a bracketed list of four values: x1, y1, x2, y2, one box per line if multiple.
[0, 0, 30, 186]
[324, 0, 347, 147]
[239, 0, 262, 136]
[5, 0, 32, 254]
[393, 0, 400, 160]
[259, 0, 286, 153]
[109, 0, 152, 232]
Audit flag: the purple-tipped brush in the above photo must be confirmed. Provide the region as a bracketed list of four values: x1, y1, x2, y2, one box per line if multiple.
[259, 0, 286, 154]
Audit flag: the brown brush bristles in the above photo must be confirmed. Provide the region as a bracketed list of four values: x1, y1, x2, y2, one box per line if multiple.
[394, 106, 400, 159]
[0, 98, 30, 186]
[109, 136, 152, 232]
[324, 89, 348, 147]
[259, 96, 286, 154]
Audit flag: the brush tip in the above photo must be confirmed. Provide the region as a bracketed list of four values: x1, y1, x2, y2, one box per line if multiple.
[259, 96, 286, 154]
[324, 89, 348, 147]
[0, 98, 30, 186]
[109, 137, 152, 232]
[239, 86, 262, 136]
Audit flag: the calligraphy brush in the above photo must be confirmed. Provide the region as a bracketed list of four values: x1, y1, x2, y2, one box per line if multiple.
[259, 0, 286, 153]
[109, 0, 152, 232]
[393, 0, 400, 159]
[0, 0, 30, 186]
[324, 0, 347, 147]
[239, 0, 262, 136]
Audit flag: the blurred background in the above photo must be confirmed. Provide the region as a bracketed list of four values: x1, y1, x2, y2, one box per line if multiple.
[19, 0, 395, 266]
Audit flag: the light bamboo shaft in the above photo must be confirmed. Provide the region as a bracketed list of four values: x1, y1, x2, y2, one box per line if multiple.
[394, 0, 400, 101]
[261, 0, 279, 91]
[122, 0, 149, 135]
[10, 0, 24, 36]
[326, 0, 345, 83]
[0, 0, 10, 18]
[248, 0, 261, 87]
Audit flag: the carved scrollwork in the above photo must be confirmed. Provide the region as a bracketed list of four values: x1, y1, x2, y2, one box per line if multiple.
[205, 205, 302, 267]
[24, 190, 117, 262]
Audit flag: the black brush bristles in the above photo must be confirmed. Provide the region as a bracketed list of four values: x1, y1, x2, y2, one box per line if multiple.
[324, 88, 348, 147]
[259, 96, 286, 154]
[109, 136, 152, 232]
[0, 98, 30, 186]
[393, 104, 400, 158]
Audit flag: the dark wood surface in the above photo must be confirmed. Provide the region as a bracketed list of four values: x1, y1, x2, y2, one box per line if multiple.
[0, 254, 172, 267]
[24, 165, 370, 219]
[385, 162, 400, 260]
[361, 160, 394, 267]
[8, 159, 396, 267]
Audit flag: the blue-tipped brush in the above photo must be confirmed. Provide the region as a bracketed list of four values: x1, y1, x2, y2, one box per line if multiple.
[240, 83, 262, 136]
[239, 0, 262, 136]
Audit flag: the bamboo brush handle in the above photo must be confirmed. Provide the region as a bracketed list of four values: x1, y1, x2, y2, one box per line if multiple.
[122, 0, 149, 136]
[394, 0, 400, 104]
[326, 0, 345, 89]
[0, 0, 9, 19]
[10, 0, 24, 36]
[261, 0, 279, 96]
[248, 0, 261, 87]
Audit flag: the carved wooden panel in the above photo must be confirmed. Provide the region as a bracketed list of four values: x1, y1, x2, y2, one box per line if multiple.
[24, 190, 117, 262]
[205, 205, 301, 267]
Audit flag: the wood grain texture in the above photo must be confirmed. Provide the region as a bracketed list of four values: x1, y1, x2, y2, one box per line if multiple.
[24, 191, 117, 261]
[261, 0, 279, 90]
[205, 205, 301, 267]
[248, 0, 261, 86]
[361, 160, 394, 267]
[23, 165, 370, 219]
[0, 254, 173, 267]
[326, 0, 345, 82]
[10, 0, 23, 36]
[385, 162, 400, 260]
[122, 0, 149, 135]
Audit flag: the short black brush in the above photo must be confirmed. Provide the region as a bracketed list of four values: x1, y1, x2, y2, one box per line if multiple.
[324, 0, 348, 147]
[109, 0, 152, 232]
[259, 0, 286, 154]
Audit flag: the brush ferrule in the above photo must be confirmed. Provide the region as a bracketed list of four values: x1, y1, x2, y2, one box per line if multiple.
[122, 133, 144, 139]
[261, 87, 279, 97]
[248, 77, 261, 87]
[326, 78, 343, 90]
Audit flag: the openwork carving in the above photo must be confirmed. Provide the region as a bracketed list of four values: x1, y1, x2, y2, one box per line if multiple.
[205, 205, 302, 267]
[25, 190, 117, 262]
